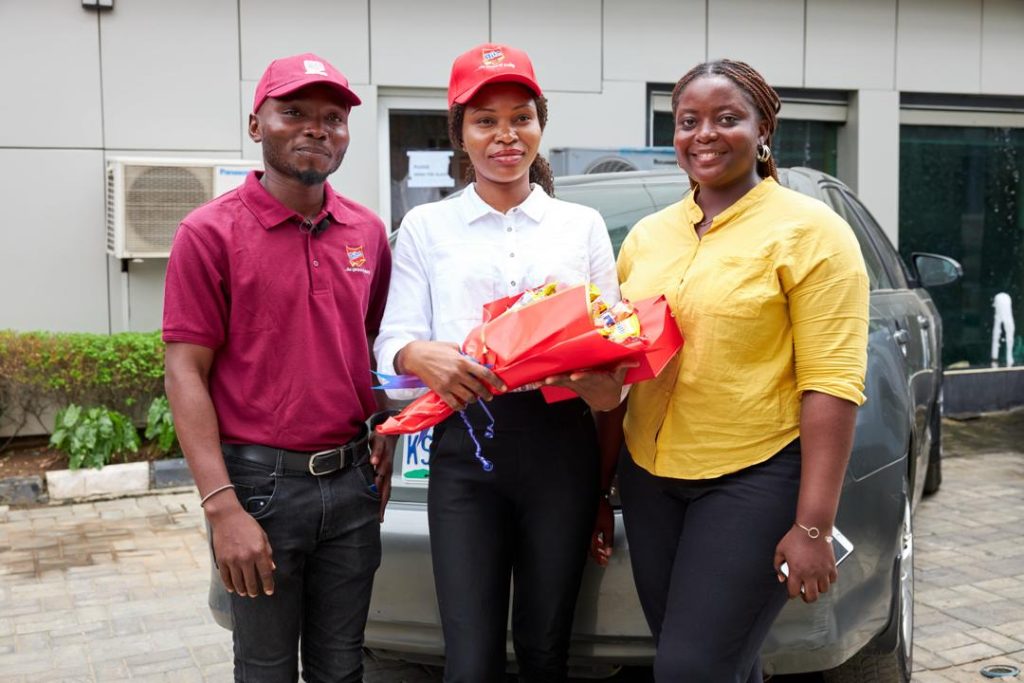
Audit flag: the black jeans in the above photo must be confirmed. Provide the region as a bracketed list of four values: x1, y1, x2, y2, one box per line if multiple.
[618, 440, 802, 683]
[427, 393, 599, 683]
[219, 444, 382, 683]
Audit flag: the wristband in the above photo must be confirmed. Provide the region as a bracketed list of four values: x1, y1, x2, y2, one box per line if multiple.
[200, 483, 235, 508]
[796, 521, 833, 543]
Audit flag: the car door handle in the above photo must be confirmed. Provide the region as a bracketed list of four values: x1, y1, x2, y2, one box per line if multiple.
[894, 329, 911, 345]
[917, 315, 931, 329]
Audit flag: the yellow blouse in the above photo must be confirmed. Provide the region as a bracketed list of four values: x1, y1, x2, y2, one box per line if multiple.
[618, 177, 869, 480]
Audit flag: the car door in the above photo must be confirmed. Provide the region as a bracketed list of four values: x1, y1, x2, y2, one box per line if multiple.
[832, 187, 937, 505]
[820, 185, 918, 482]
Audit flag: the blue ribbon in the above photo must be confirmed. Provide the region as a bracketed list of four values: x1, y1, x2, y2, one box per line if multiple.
[458, 402, 496, 472]
[371, 371, 428, 390]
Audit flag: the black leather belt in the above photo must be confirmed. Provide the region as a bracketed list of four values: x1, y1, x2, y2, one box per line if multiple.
[222, 424, 370, 477]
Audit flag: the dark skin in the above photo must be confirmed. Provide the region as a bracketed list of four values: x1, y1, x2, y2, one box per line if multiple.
[397, 83, 627, 413]
[591, 75, 859, 600]
[165, 84, 395, 599]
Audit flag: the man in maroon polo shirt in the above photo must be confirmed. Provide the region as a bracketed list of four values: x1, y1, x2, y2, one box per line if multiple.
[163, 53, 394, 682]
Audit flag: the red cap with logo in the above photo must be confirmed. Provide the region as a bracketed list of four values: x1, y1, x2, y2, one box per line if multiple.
[447, 43, 542, 108]
[253, 52, 362, 114]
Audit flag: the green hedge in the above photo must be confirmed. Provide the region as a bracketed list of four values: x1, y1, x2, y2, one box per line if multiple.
[0, 330, 165, 438]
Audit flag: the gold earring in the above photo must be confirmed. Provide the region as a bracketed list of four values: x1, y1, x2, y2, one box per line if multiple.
[756, 143, 772, 163]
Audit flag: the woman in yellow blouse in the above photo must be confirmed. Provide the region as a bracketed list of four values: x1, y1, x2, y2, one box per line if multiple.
[602, 59, 869, 681]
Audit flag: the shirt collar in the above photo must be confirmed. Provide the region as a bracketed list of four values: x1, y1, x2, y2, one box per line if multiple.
[460, 183, 551, 224]
[683, 176, 777, 229]
[238, 170, 349, 230]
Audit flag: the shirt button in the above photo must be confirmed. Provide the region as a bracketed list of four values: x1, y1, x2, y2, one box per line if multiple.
[509, 252, 515, 258]
[312, 260, 319, 267]
[511, 280, 517, 287]
[506, 226, 512, 232]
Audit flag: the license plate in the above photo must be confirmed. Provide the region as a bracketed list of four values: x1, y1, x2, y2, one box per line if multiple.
[401, 427, 432, 484]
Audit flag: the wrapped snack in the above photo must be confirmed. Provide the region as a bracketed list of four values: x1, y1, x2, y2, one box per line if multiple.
[510, 282, 559, 310]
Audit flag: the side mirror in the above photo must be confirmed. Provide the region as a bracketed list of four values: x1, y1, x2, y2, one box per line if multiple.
[912, 252, 962, 288]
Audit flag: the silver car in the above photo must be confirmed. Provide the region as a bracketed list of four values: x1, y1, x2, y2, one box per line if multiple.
[213, 168, 963, 681]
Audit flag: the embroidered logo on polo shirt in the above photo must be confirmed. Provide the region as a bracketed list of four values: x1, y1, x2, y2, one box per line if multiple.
[345, 245, 371, 274]
[304, 60, 327, 76]
[347, 245, 365, 267]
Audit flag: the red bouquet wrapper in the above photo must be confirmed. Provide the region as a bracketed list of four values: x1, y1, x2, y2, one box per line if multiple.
[376, 284, 684, 435]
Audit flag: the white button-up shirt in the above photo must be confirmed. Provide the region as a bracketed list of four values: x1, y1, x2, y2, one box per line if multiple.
[374, 183, 619, 399]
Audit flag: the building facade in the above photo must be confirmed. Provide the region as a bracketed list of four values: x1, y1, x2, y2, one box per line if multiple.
[1, 0, 1023, 368]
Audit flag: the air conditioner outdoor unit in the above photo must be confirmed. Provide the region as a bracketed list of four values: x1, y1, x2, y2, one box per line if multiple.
[549, 147, 678, 176]
[106, 157, 262, 259]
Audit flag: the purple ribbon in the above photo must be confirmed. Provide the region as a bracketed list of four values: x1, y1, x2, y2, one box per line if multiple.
[458, 400, 496, 472]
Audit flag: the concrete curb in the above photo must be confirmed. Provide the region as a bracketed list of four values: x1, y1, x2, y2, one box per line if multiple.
[0, 456, 194, 506]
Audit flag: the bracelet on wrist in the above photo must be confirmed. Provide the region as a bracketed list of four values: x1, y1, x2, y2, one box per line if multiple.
[200, 483, 235, 508]
[795, 521, 833, 543]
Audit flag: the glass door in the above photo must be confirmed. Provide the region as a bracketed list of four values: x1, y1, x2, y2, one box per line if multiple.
[378, 94, 468, 233]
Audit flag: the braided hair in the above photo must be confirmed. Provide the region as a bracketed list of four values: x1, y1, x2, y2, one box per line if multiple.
[448, 94, 556, 197]
[671, 59, 782, 189]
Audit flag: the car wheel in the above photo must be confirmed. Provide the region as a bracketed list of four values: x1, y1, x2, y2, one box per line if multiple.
[923, 389, 943, 495]
[822, 498, 914, 683]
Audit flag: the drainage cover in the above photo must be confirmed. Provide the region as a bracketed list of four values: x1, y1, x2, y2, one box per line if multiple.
[980, 664, 1021, 679]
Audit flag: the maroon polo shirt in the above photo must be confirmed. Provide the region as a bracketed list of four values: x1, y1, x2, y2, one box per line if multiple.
[162, 171, 391, 451]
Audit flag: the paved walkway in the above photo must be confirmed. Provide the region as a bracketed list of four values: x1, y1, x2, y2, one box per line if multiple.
[1, 413, 1022, 682]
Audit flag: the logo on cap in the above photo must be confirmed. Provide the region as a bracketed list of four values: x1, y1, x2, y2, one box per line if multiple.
[304, 60, 327, 76]
[346, 245, 366, 268]
[481, 48, 505, 67]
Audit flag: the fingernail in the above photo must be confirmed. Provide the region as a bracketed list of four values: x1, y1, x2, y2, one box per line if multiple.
[265, 590, 274, 596]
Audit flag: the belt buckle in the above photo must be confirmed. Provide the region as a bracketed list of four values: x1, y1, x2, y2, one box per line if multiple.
[308, 448, 341, 476]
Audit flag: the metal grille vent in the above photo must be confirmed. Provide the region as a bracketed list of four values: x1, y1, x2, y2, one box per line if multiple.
[105, 166, 116, 254]
[123, 165, 213, 253]
[585, 157, 639, 174]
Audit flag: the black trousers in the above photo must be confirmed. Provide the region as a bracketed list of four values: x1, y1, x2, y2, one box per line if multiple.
[220, 445, 382, 683]
[427, 392, 600, 683]
[618, 440, 802, 683]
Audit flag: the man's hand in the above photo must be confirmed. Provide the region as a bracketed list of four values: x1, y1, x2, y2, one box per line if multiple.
[397, 340, 507, 411]
[206, 501, 276, 598]
[590, 497, 614, 566]
[370, 432, 397, 522]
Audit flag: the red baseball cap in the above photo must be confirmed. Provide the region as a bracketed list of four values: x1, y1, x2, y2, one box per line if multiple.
[253, 53, 361, 113]
[447, 43, 542, 108]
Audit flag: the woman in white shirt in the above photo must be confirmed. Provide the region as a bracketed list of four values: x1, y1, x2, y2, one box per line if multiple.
[374, 43, 625, 683]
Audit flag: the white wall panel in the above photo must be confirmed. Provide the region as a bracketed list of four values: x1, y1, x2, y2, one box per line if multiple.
[491, 0, 601, 93]
[603, 0, 705, 84]
[0, 150, 108, 333]
[239, 0, 369, 86]
[897, 0, 982, 93]
[707, 0, 805, 87]
[981, 0, 1024, 95]
[541, 81, 648, 152]
[805, 0, 896, 90]
[371, 0, 488, 88]
[0, 4, 103, 148]
[99, 0, 241, 150]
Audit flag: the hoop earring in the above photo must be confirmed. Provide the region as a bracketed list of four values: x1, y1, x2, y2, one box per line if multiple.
[756, 143, 772, 163]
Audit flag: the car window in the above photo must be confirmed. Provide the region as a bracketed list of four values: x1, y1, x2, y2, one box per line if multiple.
[841, 190, 910, 289]
[645, 180, 690, 212]
[556, 184, 655, 257]
[822, 187, 892, 291]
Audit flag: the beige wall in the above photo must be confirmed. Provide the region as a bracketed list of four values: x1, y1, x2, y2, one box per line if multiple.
[2, 0, 1023, 334]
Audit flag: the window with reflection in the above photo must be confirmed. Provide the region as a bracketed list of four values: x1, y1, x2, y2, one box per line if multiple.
[900, 125, 1024, 367]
